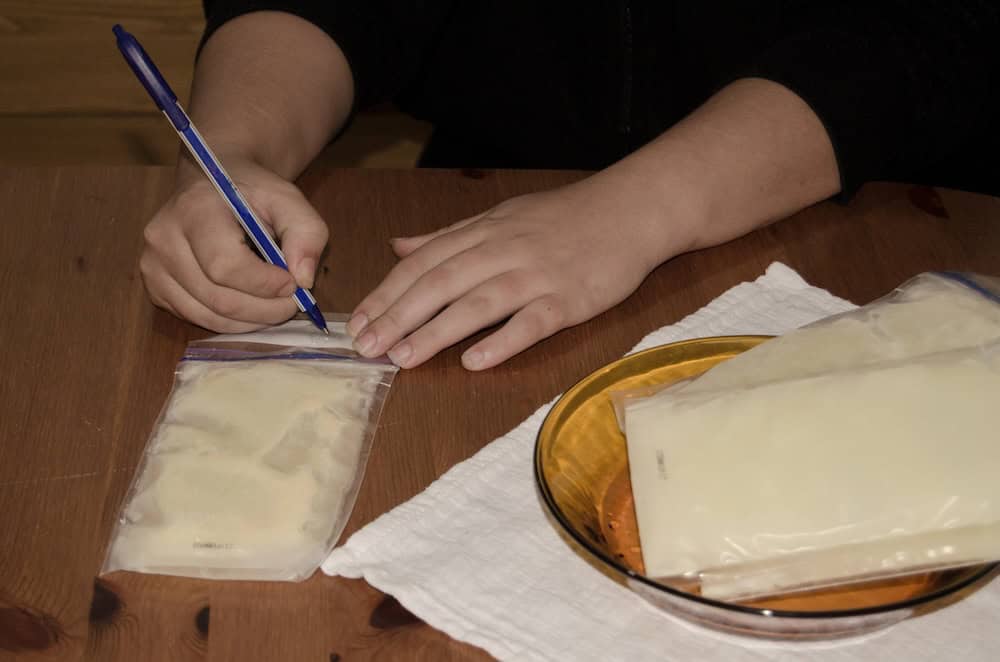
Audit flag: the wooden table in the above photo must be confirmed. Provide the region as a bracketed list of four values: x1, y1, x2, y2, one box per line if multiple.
[1, 163, 999, 661]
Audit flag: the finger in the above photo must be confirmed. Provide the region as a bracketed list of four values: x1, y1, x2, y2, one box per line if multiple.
[389, 212, 486, 258]
[348, 226, 486, 337]
[384, 272, 535, 368]
[460, 295, 571, 370]
[185, 210, 298, 298]
[156, 240, 300, 325]
[142, 263, 268, 334]
[352, 246, 513, 358]
[139, 253, 180, 318]
[257, 184, 329, 288]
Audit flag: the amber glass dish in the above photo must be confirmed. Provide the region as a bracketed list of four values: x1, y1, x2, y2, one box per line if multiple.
[534, 336, 998, 640]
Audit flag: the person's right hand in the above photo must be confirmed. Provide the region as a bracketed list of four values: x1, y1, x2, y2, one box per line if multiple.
[139, 155, 329, 333]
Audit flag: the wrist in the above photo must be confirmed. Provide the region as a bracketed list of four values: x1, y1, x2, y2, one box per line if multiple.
[586, 151, 710, 271]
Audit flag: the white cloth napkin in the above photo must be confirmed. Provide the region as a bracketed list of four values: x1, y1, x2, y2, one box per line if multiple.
[323, 263, 1000, 661]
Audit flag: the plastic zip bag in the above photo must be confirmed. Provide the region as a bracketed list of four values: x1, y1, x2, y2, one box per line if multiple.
[612, 271, 1000, 425]
[619, 272, 1000, 600]
[102, 317, 397, 581]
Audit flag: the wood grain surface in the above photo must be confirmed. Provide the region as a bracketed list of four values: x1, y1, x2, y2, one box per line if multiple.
[1, 165, 999, 661]
[0, 0, 202, 116]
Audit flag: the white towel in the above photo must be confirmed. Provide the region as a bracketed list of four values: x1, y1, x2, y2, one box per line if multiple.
[323, 263, 1000, 661]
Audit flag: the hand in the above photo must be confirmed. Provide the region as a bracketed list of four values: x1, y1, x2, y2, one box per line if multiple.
[140, 156, 329, 332]
[347, 174, 686, 370]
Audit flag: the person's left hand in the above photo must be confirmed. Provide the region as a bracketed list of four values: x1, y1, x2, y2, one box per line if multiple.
[345, 175, 689, 370]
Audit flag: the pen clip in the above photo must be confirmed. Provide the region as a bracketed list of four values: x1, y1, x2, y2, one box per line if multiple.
[112, 24, 189, 131]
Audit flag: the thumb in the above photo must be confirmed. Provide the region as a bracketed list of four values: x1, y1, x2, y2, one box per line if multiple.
[262, 186, 329, 289]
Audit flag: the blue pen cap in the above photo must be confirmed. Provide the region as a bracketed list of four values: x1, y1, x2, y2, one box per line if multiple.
[112, 24, 189, 131]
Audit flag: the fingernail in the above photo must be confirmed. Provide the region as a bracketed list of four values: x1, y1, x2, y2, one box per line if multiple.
[354, 330, 376, 355]
[297, 258, 316, 288]
[346, 313, 368, 337]
[387, 342, 412, 367]
[462, 349, 485, 370]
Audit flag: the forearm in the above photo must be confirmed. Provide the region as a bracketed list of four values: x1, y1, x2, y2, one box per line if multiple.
[179, 11, 353, 185]
[594, 78, 840, 266]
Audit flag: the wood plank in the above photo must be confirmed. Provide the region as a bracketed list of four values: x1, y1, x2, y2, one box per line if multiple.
[0, 0, 203, 22]
[0, 0, 203, 114]
[329, 110, 430, 168]
[0, 0, 203, 38]
[0, 115, 182, 166]
[0, 34, 200, 114]
[0, 112, 428, 167]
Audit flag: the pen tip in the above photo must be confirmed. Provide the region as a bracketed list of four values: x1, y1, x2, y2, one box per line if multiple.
[322, 327, 330, 335]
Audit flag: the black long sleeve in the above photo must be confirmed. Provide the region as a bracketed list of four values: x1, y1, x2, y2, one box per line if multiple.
[743, 2, 1000, 197]
[201, 1, 1000, 198]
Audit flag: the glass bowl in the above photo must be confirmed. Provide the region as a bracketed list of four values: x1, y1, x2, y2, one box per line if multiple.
[534, 336, 998, 640]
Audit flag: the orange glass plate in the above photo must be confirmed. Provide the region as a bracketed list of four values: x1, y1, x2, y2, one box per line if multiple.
[534, 336, 998, 640]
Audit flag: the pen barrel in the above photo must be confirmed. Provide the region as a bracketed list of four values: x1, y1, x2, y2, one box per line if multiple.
[113, 25, 189, 130]
[293, 287, 317, 312]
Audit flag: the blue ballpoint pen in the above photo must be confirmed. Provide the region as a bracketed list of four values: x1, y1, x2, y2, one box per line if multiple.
[112, 24, 329, 334]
